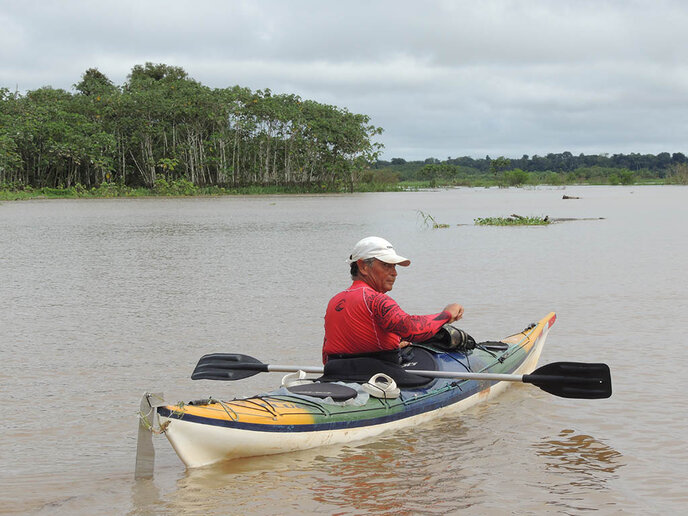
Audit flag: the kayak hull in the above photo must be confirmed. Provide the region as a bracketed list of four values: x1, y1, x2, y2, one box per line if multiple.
[157, 312, 555, 468]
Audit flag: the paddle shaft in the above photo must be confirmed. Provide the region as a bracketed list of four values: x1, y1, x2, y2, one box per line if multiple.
[237, 362, 527, 380]
[261, 364, 568, 384]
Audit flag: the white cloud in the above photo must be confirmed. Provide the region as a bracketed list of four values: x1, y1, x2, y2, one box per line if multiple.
[2, 0, 688, 158]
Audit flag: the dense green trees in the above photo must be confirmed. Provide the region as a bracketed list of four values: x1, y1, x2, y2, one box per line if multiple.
[0, 64, 383, 191]
[376, 150, 686, 185]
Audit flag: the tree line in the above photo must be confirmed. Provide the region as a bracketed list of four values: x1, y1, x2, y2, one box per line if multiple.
[375, 150, 688, 185]
[0, 63, 383, 191]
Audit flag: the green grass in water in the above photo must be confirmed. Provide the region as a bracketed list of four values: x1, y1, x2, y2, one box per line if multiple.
[474, 215, 550, 226]
[417, 210, 450, 228]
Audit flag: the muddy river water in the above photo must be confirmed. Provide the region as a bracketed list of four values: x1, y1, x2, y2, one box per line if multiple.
[1, 186, 686, 514]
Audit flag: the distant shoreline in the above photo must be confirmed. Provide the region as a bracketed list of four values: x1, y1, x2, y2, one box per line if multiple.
[0, 180, 673, 202]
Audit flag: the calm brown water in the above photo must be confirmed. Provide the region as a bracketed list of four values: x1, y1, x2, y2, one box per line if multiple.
[1, 186, 686, 515]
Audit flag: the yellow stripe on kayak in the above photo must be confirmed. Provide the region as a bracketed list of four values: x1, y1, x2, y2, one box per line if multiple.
[501, 311, 556, 352]
[163, 398, 318, 426]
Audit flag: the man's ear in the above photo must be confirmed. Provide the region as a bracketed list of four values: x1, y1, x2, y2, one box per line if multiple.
[357, 259, 370, 277]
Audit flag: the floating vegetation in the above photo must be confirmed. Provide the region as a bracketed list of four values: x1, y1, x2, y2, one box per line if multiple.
[417, 210, 450, 229]
[474, 214, 550, 226]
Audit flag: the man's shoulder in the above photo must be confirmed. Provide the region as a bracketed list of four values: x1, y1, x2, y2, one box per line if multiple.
[329, 282, 388, 303]
[341, 281, 373, 295]
[365, 289, 397, 311]
[328, 283, 366, 303]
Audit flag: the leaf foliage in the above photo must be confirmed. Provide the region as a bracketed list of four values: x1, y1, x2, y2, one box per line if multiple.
[0, 64, 383, 192]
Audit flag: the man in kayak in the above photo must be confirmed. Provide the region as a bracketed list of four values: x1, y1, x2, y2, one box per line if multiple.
[323, 236, 464, 364]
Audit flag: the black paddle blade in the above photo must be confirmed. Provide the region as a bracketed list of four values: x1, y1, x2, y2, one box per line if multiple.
[524, 362, 612, 399]
[191, 353, 267, 381]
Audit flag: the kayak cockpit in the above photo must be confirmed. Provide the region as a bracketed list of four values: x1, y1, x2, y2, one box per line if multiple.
[319, 346, 440, 387]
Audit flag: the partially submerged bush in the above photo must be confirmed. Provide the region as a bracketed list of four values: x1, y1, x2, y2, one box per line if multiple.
[502, 168, 530, 186]
[153, 177, 198, 195]
[666, 163, 688, 184]
[608, 169, 635, 185]
[474, 215, 550, 226]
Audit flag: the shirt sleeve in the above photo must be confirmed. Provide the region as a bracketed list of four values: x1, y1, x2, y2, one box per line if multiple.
[368, 291, 451, 342]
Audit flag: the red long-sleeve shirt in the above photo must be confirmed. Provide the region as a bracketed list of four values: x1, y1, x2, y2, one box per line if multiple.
[322, 280, 451, 363]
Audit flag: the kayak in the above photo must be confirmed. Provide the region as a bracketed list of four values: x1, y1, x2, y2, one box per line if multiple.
[145, 312, 557, 469]
[152, 312, 557, 468]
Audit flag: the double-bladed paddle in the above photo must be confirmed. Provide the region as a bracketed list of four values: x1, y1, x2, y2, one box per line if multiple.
[190, 353, 612, 399]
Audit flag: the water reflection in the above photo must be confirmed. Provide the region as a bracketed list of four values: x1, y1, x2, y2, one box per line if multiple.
[310, 440, 427, 515]
[312, 440, 485, 514]
[129, 478, 162, 516]
[533, 428, 624, 487]
[161, 443, 357, 515]
[128, 414, 629, 514]
[151, 420, 488, 515]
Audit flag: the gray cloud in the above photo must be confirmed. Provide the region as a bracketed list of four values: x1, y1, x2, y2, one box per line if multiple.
[2, 0, 687, 159]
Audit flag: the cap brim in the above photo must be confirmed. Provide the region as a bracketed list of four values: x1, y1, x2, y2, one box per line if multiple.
[376, 254, 411, 267]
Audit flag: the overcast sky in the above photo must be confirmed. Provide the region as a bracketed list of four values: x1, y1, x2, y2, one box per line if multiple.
[2, 0, 687, 160]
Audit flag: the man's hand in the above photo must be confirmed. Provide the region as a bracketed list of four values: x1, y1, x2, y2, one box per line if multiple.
[443, 303, 464, 323]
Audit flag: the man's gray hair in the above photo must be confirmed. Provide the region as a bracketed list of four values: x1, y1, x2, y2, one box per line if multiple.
[350, 258, 375, 279]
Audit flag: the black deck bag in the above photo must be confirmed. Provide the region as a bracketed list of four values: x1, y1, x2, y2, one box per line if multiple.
[321, 347, 437, 388]
[424, 324, 477, 352]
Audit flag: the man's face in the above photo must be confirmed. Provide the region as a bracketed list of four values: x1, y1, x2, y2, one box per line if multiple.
[359, 258, 398, 293]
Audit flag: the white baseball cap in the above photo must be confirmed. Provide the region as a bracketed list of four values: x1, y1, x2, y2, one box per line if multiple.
[348, 236, 411, 266]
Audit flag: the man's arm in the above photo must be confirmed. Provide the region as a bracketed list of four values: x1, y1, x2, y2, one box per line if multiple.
[369, 292, 455, 342]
